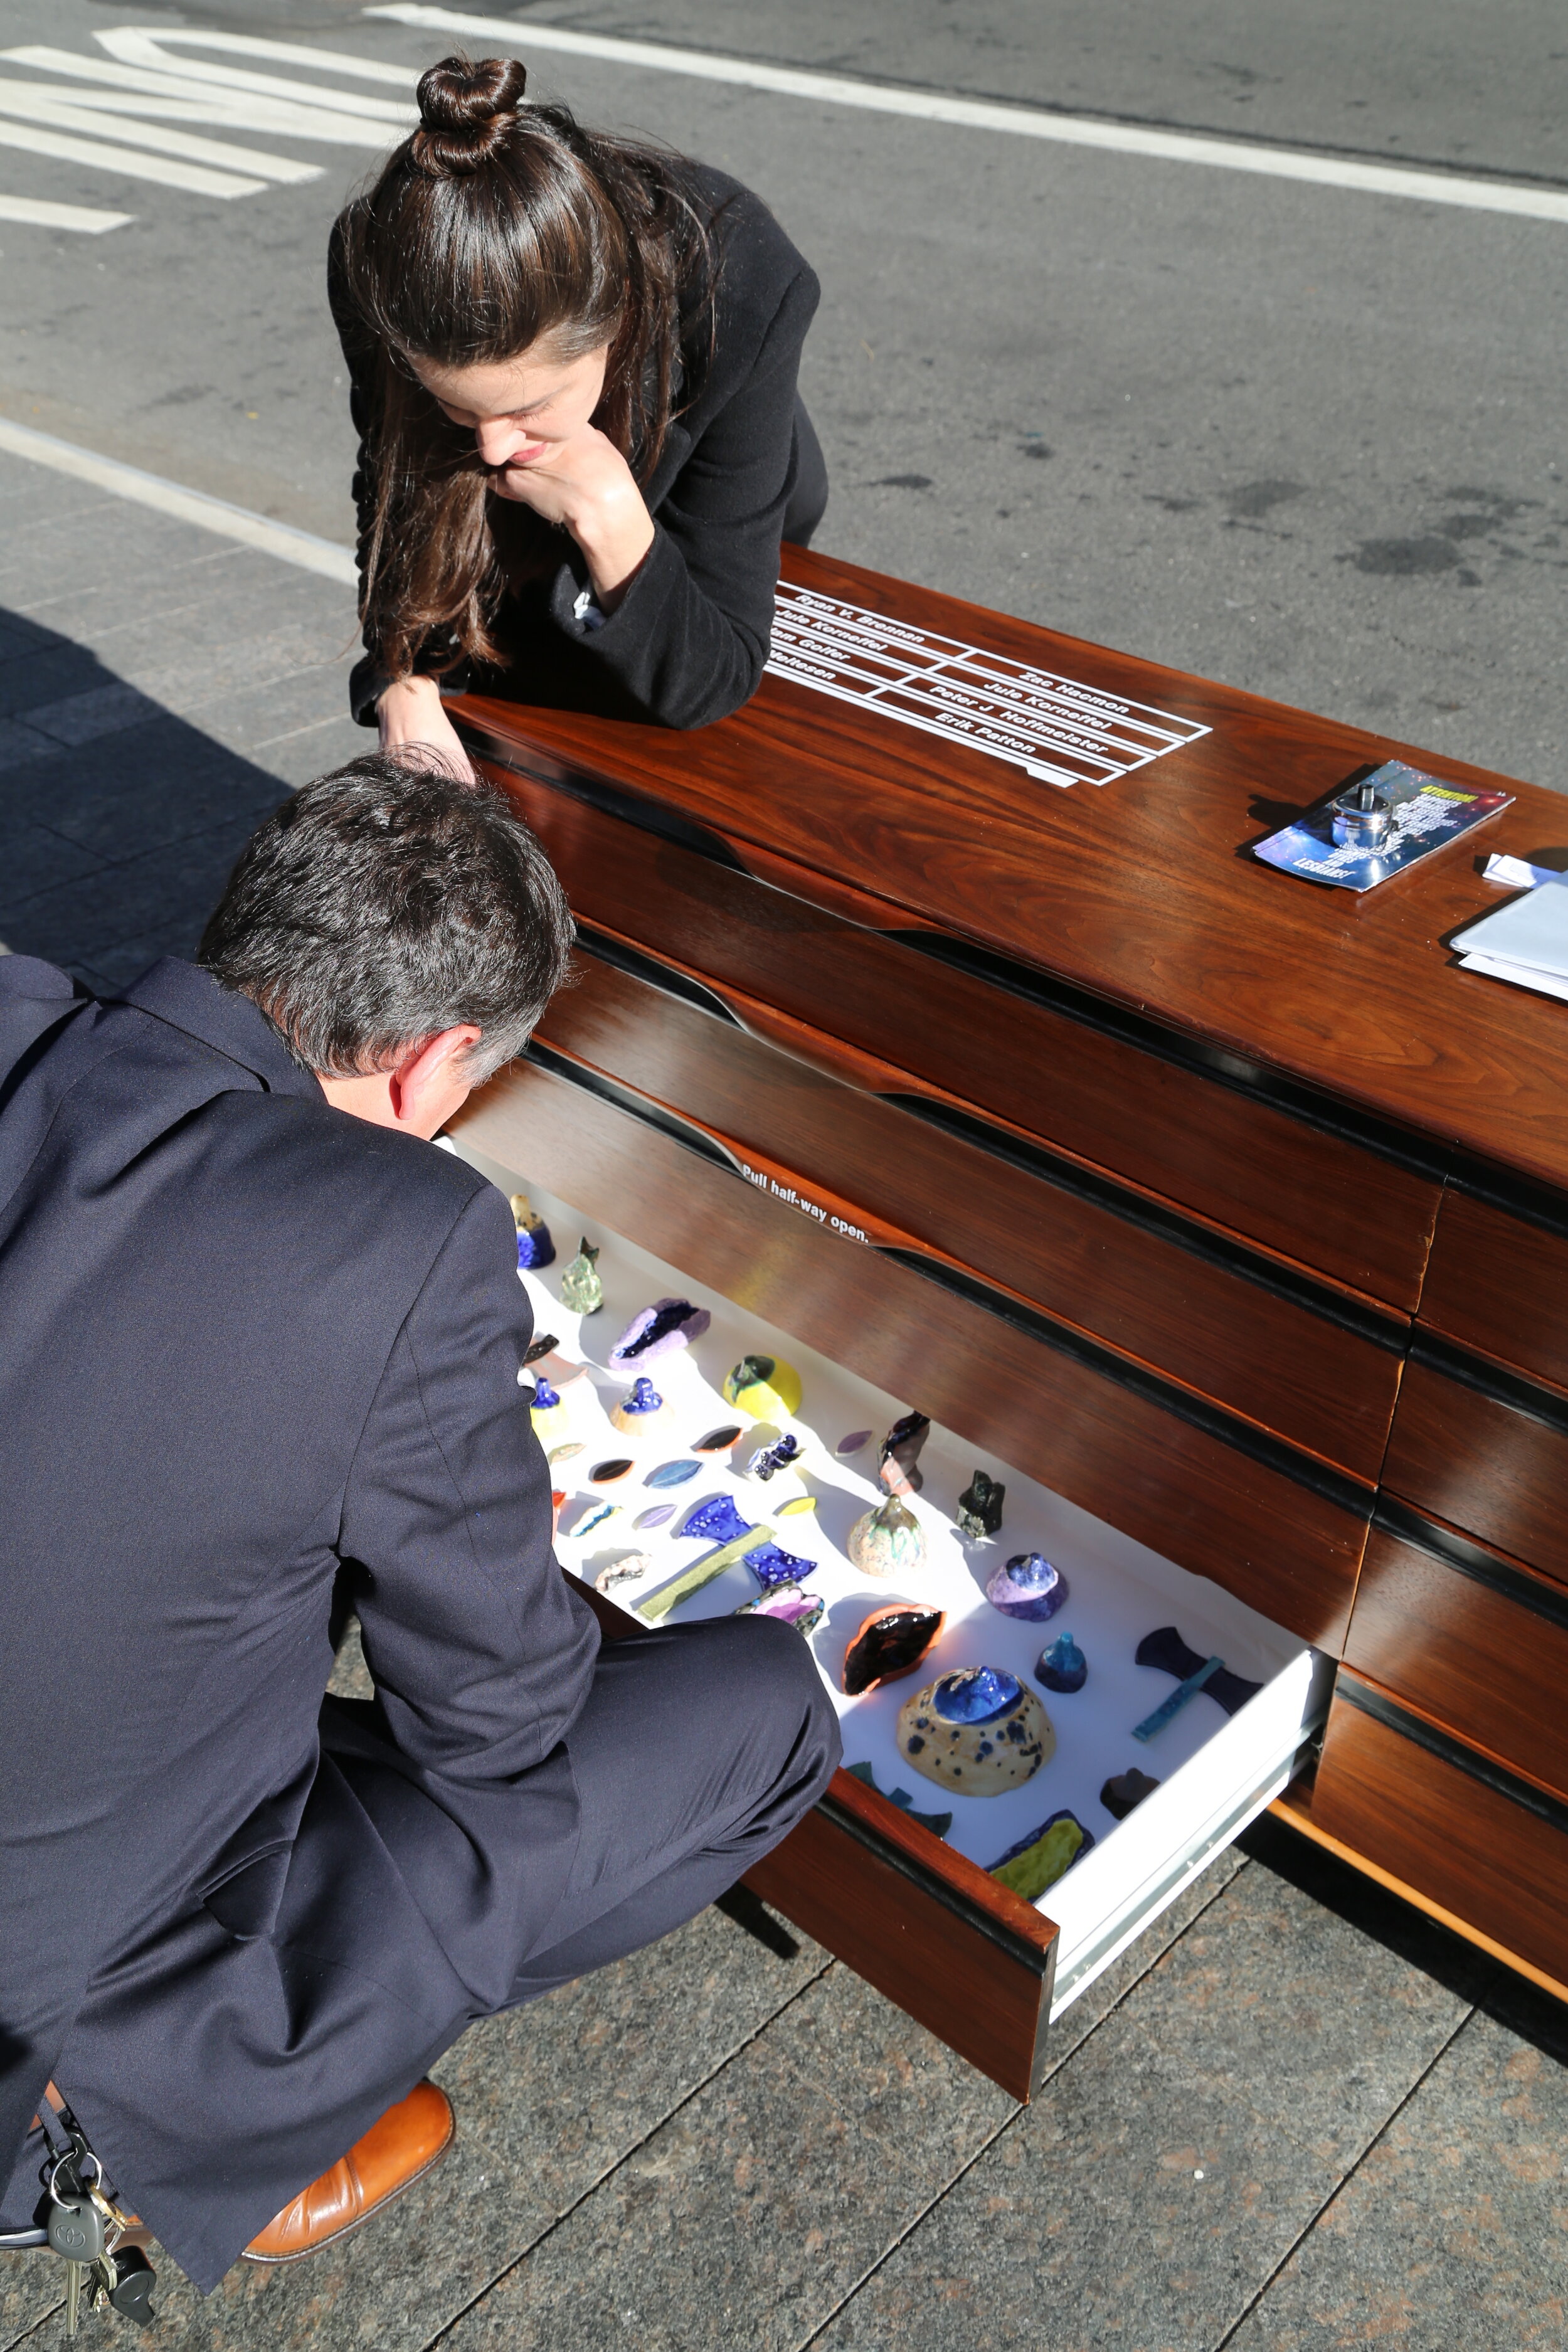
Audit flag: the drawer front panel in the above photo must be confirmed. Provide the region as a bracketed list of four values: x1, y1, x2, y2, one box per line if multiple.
[453, 1056, 1367, 1648]
[480, 759, 1441, 1310]
[1343, 1510, 1568, 1799]
[537, 955, 1403, 1480]
[1419, 1183, 1568, 1397]
[1313, 1675, 1568, 1989]
[1382, 1347, 1568, 1589]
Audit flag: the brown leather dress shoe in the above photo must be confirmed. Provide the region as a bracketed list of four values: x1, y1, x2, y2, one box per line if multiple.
[242, 2081, 454, 2264]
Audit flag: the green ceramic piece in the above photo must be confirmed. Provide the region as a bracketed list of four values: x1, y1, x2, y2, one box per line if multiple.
[559, 1237, 604, 1315]
[991, 1816, 1083, 1902]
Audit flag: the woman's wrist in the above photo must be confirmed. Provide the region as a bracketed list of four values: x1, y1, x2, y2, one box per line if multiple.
[378, 674, 444, 722]
[569, 482, 656, 611]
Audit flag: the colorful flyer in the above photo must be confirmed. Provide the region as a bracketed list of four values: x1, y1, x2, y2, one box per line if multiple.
[1252, 760, 1512, 893]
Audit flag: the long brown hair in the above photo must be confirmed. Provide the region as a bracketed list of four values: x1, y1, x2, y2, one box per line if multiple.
[335, 53, 718, 681]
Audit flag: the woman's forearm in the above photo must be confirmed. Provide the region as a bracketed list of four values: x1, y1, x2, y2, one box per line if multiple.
[376, 675, 475, 779]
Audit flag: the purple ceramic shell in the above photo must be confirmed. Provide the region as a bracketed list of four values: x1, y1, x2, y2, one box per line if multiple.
[608, 1296, 711, 1371]
[985, 1550, 1068, 1622]
[738, 1582, 825, 1634]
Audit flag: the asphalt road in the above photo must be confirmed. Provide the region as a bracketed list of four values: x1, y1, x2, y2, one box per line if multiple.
[1, 0, 1563, 783]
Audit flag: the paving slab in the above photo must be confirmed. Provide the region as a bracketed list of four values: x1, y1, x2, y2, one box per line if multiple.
[812, 1834, 1491, 2352]
[21, 1907, 829, 2352]
[1225, 1977, 1568, 2352]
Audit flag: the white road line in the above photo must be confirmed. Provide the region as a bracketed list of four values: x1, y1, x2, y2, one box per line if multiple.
[0, 83, 324, 184]
[0, 417, 358, 586]
[0, 117, 265, 198]
[3, 46, 412, 144]
[94, 26, 415, 91]
[368, 3, 1568, 227]
[0, 192, 131, 231]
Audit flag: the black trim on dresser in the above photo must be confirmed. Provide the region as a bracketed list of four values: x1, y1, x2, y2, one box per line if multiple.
[1337, 1677, 1568, 1837]
[1370, 1499, 1568, 1636]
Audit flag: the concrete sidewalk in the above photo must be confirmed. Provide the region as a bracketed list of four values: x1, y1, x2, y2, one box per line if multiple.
[1, 443, 1564, 2352]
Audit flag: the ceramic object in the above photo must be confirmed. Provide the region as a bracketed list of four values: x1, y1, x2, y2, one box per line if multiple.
[692, 1424, 744, 1454]
[723, 1353, 802, 1419]
[548, 1441, 585, 1466]
[846, 1495, 926, 1579]
[633, 1503, 677, 1532]
[837, 1429, 872, 1456]
[778, 1495, 818, 1518]
[956, 1470, 1005, 1540]
[841, 1603, 945, 1697]
[678, 1493, 754, 1545]
[528, 1374, 569, 1442]
[589, 1457, 634, 1486]
[878, 1411, 930, 1496]
[988, 1810, 1094, 1902]
[895, 1667, 1054, 1794]
[1036, 1630, 1088, 1693]
[746, 1433, 802, 1482]
[569, 1498, 619, 1540]
[1135, 1626, 1262, 1717]
[742, 1539, 816, 1591]
[1100, 1767, 1161, 1820]
[842, 1760, 951, 1838]
[511, 1193, 555, 1271]
[559, 1237, 603, 1316]
[610, 1297, 710, 1371]
[610, 1376, 667, 1435]
[637, 1525, 777, 1623]
[644, 1459, 701, 1489]
[523, 1332, 559, 1365]
[595, 1554, 654, 1593]
[550, 1489, 564, 1536]
[736, 1582, 825, 1636]
[985, 1551, 1067, 1623]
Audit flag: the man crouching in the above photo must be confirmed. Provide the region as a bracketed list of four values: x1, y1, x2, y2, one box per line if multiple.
[0, 755, 839, 2291]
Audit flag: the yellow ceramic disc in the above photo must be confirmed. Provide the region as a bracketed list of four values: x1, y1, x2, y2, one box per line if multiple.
[723, 1353, 803, 1420]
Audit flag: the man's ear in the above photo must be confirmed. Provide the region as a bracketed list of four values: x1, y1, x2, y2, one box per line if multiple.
[388, 1024, 484, 1126]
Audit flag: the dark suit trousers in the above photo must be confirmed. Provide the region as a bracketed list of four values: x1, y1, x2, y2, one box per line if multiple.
[501, 1613, 840, 2000]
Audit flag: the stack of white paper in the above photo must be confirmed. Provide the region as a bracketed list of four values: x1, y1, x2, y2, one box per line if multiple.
[1453, 880, 1568, 1004]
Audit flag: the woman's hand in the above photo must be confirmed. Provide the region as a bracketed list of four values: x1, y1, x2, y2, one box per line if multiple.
[376, 675, 476, 781]
[491, 425, 656, 610]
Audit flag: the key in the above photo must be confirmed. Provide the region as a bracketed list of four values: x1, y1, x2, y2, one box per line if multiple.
[46, 2193, 104, 2267]
[64, 2259, 83, 2339]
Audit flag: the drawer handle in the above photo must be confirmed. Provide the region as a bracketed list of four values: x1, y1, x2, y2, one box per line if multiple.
[571, 927, 1406, 1352]
[1372, 1498, 1568, 1635]
[1337, 1675, 1568, 1838]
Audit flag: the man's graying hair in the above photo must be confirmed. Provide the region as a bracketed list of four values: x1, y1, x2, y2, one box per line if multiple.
[199, 753, 574, 1081]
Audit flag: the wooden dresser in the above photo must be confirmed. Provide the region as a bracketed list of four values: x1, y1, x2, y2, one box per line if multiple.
[447, 545, 1568, 2096]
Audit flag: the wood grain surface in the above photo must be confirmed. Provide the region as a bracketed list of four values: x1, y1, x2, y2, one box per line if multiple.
[1313, 1678, 1568, 1989]
[536, 955, 1403, 1480]
[1343, 1523, 1568, 1799]
[474, 746, 1441, 1311]
[452, 543, 1568, 1190]
[744, 1772, 1056, 2103]
[1419, 1183, 1568, 1397]
[564, 1573, 1055, 2097]
[451, 1057, 1367, 1649]
[1382, 1354, 1568, 1589]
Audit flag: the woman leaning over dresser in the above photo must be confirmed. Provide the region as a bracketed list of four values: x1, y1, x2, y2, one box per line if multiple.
[329, 50, 827, 770]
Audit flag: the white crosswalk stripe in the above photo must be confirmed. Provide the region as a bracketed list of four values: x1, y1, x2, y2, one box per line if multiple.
[0, 191, 131, 231]
[0, 24, 416, 225]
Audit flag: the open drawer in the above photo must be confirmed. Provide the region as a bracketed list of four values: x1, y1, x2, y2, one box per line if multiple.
[443, 1118, 1333, 2099]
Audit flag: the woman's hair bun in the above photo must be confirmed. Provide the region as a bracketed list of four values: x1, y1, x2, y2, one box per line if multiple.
[410, 54, 527, 176]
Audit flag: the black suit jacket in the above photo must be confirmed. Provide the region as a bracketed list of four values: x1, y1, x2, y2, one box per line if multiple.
[331, 164, 821, 732]
[0, 955, 598, 2289]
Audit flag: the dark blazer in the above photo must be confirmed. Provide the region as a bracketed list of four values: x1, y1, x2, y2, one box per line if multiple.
[330, 165, 823, 733]
[0, 955, 598, 2291]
